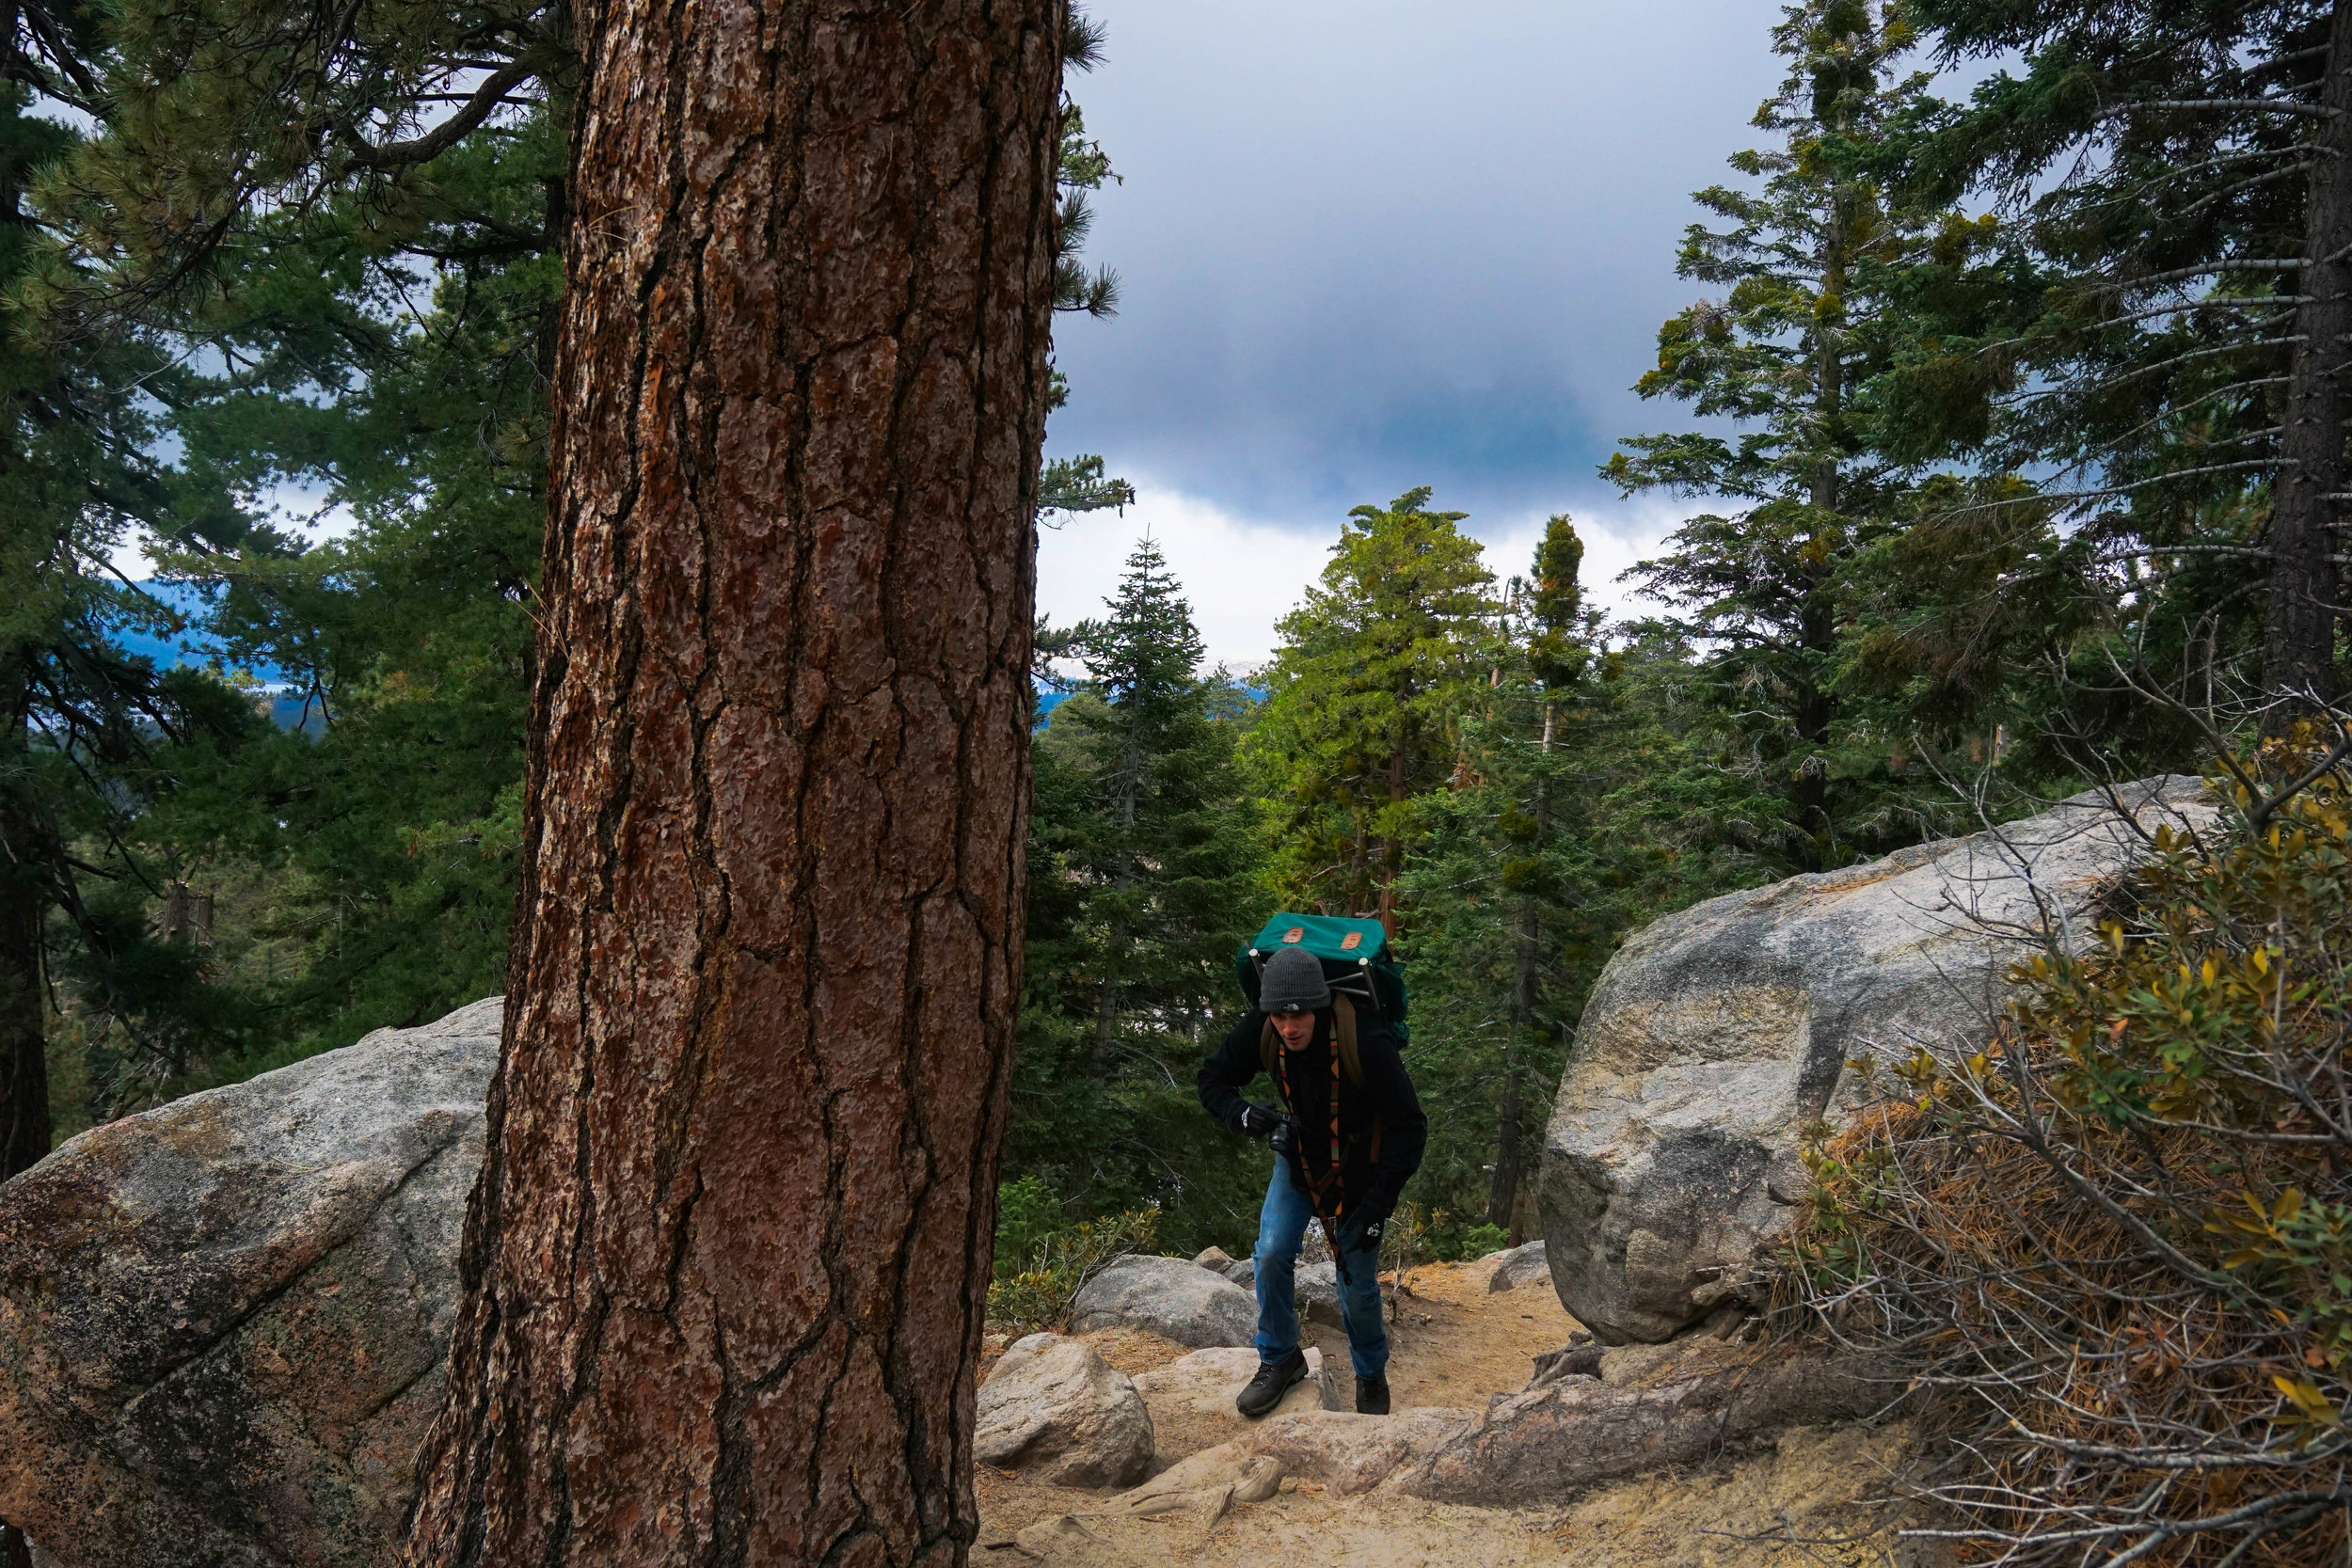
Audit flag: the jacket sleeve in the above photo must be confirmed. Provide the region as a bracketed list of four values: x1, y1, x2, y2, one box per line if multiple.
[1196, 1011, 1266, 1133]
[1358, 1027, 1427, 1217]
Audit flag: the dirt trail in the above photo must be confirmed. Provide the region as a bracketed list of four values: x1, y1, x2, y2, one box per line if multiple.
[976, 1256, 1916, 1568]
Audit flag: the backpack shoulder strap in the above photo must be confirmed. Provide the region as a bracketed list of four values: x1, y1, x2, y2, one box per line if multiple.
[1260, 1016, 1279, 1096]
[1332, 994, 1364, 1088]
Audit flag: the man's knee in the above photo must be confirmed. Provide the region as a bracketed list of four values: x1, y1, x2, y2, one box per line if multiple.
[1255, 1228, 1301, 1267]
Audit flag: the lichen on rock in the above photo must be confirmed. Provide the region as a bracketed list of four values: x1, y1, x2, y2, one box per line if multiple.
[0, 996, 502, 1568]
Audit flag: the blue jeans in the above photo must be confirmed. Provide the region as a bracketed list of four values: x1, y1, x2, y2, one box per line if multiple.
[1252, 1156, 1389, 1379]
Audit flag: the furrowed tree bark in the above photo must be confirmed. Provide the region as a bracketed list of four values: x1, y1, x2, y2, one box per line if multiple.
[0, 865, 45, 1184]
[2269, 0, 2352, 719]
[400, 0, 1063, 1560]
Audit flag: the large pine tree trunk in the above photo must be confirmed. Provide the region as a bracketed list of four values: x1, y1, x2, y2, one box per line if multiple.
[400, 1, 1064, 1560]
[0, 706, 48, 1568]
[2271, 0, 2352, 717]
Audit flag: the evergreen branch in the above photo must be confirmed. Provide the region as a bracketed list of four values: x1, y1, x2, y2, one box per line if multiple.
[2001, 339, 2302, 407]
[1931, 460, 2287, 519]
[340, 57, 537, 170]
[11, 3, 100, 107]
[2058, 377, 2293, 451]
[2096, 260, 2308, 292]
[2098, 545, 2275, 561]
[2107, 99, 2340, 119]
[1960, 300, 2298, 363]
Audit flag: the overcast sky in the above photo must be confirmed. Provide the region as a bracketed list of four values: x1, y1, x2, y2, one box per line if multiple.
[1036, 0, 1793, 670]
[123, 3, 1799, 672]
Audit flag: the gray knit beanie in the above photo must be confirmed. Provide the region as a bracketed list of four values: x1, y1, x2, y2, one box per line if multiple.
[1259, 945, 1331, 1015]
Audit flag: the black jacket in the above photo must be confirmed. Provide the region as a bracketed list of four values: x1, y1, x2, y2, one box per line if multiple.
[1196, 1006, 1427, 1220]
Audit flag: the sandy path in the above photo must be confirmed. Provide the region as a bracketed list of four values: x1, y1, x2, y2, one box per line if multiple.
[976, 1258, 1917, 1567]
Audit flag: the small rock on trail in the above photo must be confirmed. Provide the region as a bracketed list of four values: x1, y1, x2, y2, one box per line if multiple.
[977, 1334, 1155, 1488]
[1483, 1240, 1549, 1293]
[1069, 1256, 1256, 1348]
[1130, 1346, 1329, 1455]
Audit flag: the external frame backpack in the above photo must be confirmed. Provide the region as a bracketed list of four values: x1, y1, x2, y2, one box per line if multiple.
[1233, 912, 1411, 1089]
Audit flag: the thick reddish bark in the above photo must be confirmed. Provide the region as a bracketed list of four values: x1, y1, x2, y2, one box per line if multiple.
[400, 1, 1062, 1561]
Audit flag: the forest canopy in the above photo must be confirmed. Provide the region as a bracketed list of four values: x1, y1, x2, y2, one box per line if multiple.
[1, 1, 2348, 1554]
[5, 0, 2343, 1230]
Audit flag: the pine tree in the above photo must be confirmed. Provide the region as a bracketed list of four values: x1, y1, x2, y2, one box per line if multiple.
[1904, 0, 2352, 727]
[1401, 517, 1598, 1235]
[1402, 520, 1774, 1249]
[131, 110, 560, 1069]
[1605, 0, 1951, 872]
[1010, 538, 1267, 1246]
[1071, 540, 1252, 1055]
[397, 0, 1066, 1553]
[1038, 87, 1135, 519]
[0, 19, 259, 1179]
[1248, 487, 1499, 924]
[40, 0, 1126, 1081]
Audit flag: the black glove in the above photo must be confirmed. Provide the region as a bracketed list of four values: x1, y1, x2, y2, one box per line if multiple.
[1237, 1102, 1283, 1140]
[1343, 1209, 1390, 1256]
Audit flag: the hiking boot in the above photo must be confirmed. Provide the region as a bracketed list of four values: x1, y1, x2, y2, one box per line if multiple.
[1235, 1352, 1309, 1418]
[1355, 1372, 1391, 1416]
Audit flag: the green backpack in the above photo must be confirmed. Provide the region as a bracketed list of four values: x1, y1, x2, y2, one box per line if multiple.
[1232, 913, 1411, 1050]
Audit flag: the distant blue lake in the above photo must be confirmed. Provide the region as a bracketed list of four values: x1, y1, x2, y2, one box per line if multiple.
[109, 581, 318, 732]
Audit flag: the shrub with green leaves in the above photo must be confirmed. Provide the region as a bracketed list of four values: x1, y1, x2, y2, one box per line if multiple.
[986, 1198, 1160, 1337]
[1788, 747, 2352, 1565]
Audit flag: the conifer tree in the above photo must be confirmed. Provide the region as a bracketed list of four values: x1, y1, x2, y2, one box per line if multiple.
[1012, 538, 1265, 1244]
[1248, 488, 1499, 923]
[0, 29, 260, 1180]
[1069, 539, 1256, 1056]
[1402, 517, 1597, 1233]
[1906, 0, 2352, 726]
[40, 0, 1127, 1081]
[1607, 0, 1949, 872]
[397, 0, 1066, 1553]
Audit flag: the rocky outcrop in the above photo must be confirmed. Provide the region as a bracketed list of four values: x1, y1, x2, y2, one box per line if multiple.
[1400, 1351, 1892, 1507]
[975, 1334, 1154, 1488]
[1068, 1256, 1256, 1348]
[0, 995, 502, 1568]
[984, 1448, 1287, 1552]
[1485, 1241, 1549, 1292]
[1242, 1407, 1475, 1497]
[1104, 1447, 1283, 1514]
[1294, 1259, 1342, 1323]
[1539, 778, 2217, 1342]
[1131, 1346, 1328, 1433]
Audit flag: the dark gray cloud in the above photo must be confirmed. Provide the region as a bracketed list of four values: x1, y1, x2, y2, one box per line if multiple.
[1045, 0, 1789, 529]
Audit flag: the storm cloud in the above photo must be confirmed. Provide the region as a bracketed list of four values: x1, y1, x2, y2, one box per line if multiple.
[1036, 0, 1790, 664]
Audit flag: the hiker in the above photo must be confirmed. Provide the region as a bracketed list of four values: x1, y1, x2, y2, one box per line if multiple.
[1197, 942, 1427, 1418]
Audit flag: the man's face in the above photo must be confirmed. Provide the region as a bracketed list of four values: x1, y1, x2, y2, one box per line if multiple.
[1272, 1010, 1317, 1050]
